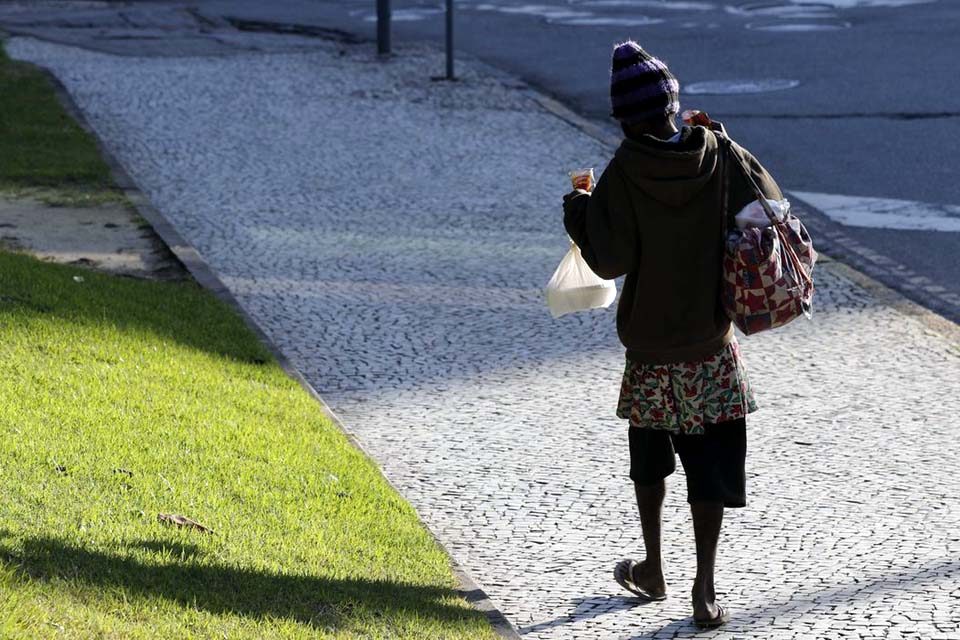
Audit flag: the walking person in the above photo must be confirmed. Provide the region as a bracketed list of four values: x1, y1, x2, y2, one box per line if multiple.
[562, 40, 784, 628]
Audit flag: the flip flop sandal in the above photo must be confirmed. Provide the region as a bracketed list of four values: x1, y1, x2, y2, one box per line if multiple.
[613, 559, 667, 601]
[694, 605, 730, 629]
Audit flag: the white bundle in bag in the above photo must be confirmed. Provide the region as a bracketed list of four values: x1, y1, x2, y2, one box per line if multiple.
[544, 241, 617, 319]
[735, 198, 790, 229]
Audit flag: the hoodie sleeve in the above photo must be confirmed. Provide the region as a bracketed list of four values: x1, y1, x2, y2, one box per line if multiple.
[563, 162, 638, 280]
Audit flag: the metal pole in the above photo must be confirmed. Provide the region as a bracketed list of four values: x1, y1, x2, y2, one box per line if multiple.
[445, 0, 455, 79]
[377, 0, 391, 56]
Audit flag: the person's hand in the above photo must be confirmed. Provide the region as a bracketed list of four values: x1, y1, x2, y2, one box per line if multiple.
[563, 189, 590, 204]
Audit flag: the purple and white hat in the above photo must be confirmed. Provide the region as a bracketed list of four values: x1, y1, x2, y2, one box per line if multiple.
[610, 41, 680, 124]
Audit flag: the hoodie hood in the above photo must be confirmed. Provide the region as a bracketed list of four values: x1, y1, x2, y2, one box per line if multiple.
[613, 126, 719, 208]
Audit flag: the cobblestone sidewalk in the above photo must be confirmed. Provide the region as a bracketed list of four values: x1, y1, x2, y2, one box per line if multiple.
[9, 35, 959, 639]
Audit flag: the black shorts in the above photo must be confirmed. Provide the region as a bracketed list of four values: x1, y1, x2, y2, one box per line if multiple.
[628, 418, 747, 508]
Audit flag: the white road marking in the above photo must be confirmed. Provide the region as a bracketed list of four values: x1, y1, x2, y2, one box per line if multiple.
[791, 192, 960, 232]
[789, 0, 935, 7]
[747, 21, 851, 31]
[462, 0, 934, 29]
[549, 15, 664, 26]
[582, 0, 715, 9]
[472, 4, 592, 21]
[351, 7, 443, 22]
[726, 3, 836, 18]
[684, 78, 801, 95]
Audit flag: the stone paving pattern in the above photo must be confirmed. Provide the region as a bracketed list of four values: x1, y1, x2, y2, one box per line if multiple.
[9, 35, 960, 639]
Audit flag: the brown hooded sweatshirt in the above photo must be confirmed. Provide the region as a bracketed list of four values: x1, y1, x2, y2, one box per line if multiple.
[563, 125, 782, 365]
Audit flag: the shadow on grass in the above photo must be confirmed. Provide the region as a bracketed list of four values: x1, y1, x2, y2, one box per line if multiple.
[123, 538, 207, 560]
[0, 251, 271, 364]
[1, 533, 483, 630]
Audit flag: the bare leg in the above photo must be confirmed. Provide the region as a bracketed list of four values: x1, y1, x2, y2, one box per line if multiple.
[690, 501, 724, 620]
[631, 480, 667, 596]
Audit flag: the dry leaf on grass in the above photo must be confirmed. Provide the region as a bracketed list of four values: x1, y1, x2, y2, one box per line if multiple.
[157, 513, 215, 534]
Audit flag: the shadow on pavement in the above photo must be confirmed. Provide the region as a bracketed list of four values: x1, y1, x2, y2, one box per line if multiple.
[630, 557, 960, 639]
[512, 557, 960, 638]
[733, 556, 960, 623]
[517, 594, 646, 635]
[239, 286, 624, 399]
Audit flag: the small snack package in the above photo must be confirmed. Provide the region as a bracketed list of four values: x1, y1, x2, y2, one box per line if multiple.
[569, 168, 595, 192]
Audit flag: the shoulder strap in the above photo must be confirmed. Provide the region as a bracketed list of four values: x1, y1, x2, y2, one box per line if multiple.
[716, 132, 814, 290]
[716, 132, 780, 226]
[717, 132, 733, 243]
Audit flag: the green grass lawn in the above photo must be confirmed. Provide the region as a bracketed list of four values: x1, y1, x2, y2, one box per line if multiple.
[0, 251, 497, 638]
[0, 46, 122, 206]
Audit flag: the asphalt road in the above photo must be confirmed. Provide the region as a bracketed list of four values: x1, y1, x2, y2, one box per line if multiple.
[3, 0, 959, 321]
[253, 0, 960, 203]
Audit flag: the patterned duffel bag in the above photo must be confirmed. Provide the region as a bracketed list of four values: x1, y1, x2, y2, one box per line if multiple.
[719, 138, 817, 335]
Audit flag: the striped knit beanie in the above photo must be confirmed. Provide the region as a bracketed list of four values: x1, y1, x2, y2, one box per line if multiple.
[610, 41, 680, 124]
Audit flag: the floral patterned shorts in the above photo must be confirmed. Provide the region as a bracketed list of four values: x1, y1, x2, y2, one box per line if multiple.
[617, 338, 757, 435]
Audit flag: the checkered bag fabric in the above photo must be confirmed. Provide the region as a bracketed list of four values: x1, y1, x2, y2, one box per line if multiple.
[719, 137, 816, 335]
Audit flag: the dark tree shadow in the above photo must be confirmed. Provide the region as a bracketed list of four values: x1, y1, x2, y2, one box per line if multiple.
[0, 251, 271, 364]
[1, 534, 486, 630]
[122, 538, 206, 559]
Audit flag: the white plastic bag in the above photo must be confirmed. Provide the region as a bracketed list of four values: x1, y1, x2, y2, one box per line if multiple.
[544, 241, 617, 319]
[735, 198, 790, 229]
